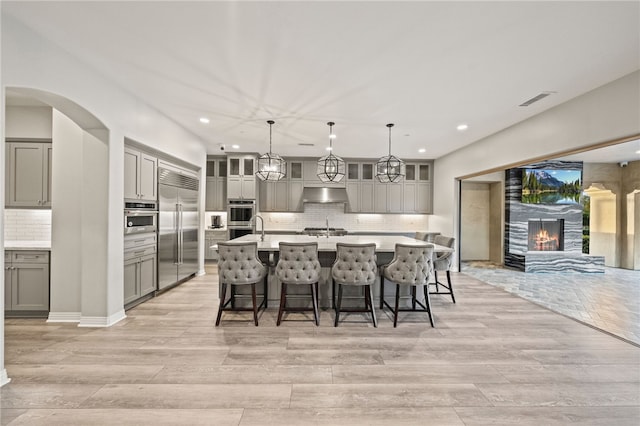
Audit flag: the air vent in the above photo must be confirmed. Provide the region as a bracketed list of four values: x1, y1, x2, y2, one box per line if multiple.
[519, 92, 553, 107]
[298, 143, 314, 146]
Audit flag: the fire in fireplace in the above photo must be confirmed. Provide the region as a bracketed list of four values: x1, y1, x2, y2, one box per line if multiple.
[528, 219, 564, 251]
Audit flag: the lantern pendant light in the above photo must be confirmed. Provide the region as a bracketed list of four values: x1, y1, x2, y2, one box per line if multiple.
[376, 123, 406, 183]
[316, 121, 345, 183]
[256, 120, 286, 181]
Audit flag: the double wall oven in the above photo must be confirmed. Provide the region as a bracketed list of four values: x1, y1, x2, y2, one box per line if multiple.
[227, 199, 255, 239]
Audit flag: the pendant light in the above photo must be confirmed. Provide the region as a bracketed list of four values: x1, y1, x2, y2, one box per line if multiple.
[316, 121, 345, 183]
[376, 123, 405, 183]
[256, 120, 286, 181]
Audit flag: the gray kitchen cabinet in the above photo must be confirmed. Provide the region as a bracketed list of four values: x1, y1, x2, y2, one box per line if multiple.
[258, 160, 304, 212]
[288, 180, 304, 212]
[227, 155, 256, 199]
[374, 182, 403, 213]
[124, 147, 157, 201]
[346, 162, 375, 212]
[123, 242, 156, 306]
[4, 250, 50, 312]
[205, 229, 227, 260]
[5, 141, 52, 208]
[205, 157, 227, 211]
[261, 180, 288, 211]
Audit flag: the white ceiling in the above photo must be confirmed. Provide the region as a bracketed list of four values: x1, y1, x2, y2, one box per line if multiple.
[3, 1, 639, 161]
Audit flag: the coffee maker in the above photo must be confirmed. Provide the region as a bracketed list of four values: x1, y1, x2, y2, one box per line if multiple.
[211, 215, 222, 228]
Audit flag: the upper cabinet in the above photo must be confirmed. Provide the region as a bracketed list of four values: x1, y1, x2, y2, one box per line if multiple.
[124, 147, 157, 201]
[5, 141, 53, 208]
[205, 157, 227, 211]
[259, 160, 304, 212]
[227, 155, 256, 199]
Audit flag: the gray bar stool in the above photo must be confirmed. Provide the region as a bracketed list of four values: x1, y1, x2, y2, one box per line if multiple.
[275, 242, 322, 326]
[430, 235, 456, 303]
[215, 241, 268, 326]
[380, 243, 435, 327]
[332, 243, 378, 327]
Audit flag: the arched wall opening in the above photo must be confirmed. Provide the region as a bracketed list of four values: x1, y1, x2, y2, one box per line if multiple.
[4, 87, 123, 325]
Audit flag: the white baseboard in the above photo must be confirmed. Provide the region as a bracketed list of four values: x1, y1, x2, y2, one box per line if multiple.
[78, 309, 126, 328]
[0, 369, 11, 387]
[197, 268, 206, 276]
[47, 312, 82, 323]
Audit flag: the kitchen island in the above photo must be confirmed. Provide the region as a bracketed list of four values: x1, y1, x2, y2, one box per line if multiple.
[224, 234, 453, 308]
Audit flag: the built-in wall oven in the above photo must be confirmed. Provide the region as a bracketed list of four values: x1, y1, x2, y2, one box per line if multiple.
[227, 199, 255, 240]
[124, 201, 158, 234]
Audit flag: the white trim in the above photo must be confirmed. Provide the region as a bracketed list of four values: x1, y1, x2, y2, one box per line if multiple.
[46, 311, 81, 323]
[78, 310, 126, 328]
[196, 268, 206, 276]
[0, 369, 11, 387]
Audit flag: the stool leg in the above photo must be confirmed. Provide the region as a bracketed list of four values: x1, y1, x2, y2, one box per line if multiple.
[367, 284, 377, 328]
[264, 274, 269, 309]
[434, 271, 440, 293]
[380, 276, 385, 309]
[334, 284, 343, 327]
[447, 271, 456, 303]
[393, 283, 400, 328]
[411, 286, 417, 310]
[277, 283, 287, 326]
[423, 284, 435, 328]
[251, 283, 259, 326]
[215, 282, 227, 326]
[311, 283, 320, 326]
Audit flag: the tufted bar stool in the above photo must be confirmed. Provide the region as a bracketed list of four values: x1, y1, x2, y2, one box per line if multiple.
[380, 243, 435, 327]
[332, 243, 378, 327]
[275, 242, 322, 326]
[215, 242, 268, 326]
[430, 235, 456, 303]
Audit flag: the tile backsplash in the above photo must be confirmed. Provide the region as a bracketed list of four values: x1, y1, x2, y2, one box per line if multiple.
[4, 209, 52, 241]
[260, 204, 429, 232]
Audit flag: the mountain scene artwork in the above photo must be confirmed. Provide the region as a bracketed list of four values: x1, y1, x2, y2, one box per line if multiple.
[521, 169, 582, 204]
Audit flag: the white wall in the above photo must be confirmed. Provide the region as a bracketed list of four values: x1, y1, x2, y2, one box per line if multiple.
[2, 14, 208, 332]
[5, 106, 51, 139]
[432, 71, 640, 269]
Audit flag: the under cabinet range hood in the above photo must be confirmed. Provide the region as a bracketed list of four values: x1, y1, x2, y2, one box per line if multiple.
[301, 187, 350, 205]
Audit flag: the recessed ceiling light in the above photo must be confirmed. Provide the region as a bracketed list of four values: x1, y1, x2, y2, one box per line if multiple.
[456, 123, 468, 131]
[199, 117, 210, 124]
[418, 148, 426, 153]
[231, 144, 240, 149]
[329, 134, 336, 139]
[326, 146, 333, 151]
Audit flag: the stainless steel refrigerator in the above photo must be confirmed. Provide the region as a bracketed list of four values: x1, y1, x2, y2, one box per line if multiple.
[158, 168, 199, 290]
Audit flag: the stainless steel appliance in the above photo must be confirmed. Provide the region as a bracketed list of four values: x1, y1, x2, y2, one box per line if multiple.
[124, 201, 158, 235]
[227, 199, 255, 226]
[211, 215, 222, 228]
[158, 168, 199, 290]
[227, 199, 255, 240]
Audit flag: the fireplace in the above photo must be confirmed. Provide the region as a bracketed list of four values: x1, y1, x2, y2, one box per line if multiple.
[528, 219, 564, 251]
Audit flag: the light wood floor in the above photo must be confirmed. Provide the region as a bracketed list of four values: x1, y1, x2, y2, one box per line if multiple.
[2, 264, 639, 425]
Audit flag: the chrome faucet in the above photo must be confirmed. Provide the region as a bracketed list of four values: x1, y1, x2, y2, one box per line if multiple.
[250, 214, 265, 242]
[326, 216, 330, 238]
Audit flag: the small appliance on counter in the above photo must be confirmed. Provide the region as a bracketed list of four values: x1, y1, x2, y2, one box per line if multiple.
[211, 215, 223, 228]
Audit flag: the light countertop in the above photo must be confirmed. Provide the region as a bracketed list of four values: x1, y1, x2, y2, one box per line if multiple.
[4, 240, 52, 251]
[227, 234, 453, 254]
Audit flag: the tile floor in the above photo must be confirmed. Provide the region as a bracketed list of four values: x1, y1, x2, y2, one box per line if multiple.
[462, 262, 640, 344]
[1, 264, 639, 425]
